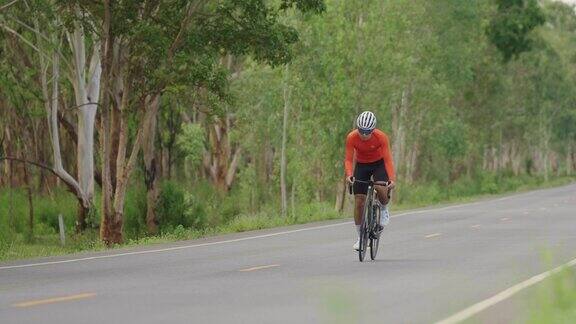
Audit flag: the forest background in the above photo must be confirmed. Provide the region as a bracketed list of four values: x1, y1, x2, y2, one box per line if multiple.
[1, 0, 576, 260]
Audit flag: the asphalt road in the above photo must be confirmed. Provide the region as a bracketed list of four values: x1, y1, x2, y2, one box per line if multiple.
[1, 184, 575, 324]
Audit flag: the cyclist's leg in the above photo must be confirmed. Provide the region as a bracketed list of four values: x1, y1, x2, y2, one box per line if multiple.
[373, 161, 390, 205]
[354, 195, 366, 228]
[353, 163, 371, 231]
[373, 161, 390, 227]
[352, 165, 370, 251]
[374, 185, 390, 205]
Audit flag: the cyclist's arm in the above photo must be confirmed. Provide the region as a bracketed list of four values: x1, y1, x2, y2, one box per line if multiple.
[345, 135, 355, 178]
[379, 133, 396, 182]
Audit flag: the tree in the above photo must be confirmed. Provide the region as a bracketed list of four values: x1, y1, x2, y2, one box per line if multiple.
[487, 0, 545, 61]
[1, 1, 101, 231]
[83, 0, 326, 244]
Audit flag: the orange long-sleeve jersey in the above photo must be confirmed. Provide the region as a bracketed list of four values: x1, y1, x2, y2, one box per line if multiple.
[344, 129, 396, 181]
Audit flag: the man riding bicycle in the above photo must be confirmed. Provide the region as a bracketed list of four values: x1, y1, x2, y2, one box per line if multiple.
[345, 111, 396, 251]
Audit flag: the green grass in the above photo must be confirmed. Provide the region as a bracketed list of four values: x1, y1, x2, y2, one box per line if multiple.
[528, 266, 576, 323]
[124, 202, 343, 246]
[0, 231, 107, 261]
[393, 174, 575, 210]
[0, 175, 575, 263]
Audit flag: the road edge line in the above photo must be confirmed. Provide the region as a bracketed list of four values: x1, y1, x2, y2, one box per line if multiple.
[435, 257, 576, 324]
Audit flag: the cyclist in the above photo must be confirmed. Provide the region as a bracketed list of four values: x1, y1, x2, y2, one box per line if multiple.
[345, 111, 396, 251]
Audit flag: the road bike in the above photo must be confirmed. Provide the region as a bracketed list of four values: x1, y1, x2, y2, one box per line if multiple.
[350, 179, 391, 262]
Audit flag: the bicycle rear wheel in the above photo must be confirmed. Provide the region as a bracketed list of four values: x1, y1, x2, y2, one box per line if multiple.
[369, 238, 379, 260]
[370, 234, 380, 260]
[370, 206, 380, 260]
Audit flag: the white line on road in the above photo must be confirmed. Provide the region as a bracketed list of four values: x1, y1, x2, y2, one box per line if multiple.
[0, 187, 543, 271]
[425, 233, 442, 239]
[239, 264, 280, 272]
[435, 257, 576, 324]
[0, 222, 350, 270]
[471, 224, 481, 229]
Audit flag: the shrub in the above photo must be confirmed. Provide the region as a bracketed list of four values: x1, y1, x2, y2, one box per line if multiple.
[123, 185, 148, 239]
[396, 182, 444, 206]
[450, 175, 478, 197]
[35, 190, 77, 233]
[219, 195, 242, 224]
[156, 181, 186, 230]
[183, 193, 208, 229]
[479, 172, 499, 194]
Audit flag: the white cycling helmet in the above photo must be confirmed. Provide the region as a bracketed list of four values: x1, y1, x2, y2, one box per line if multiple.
[356, 111, 376, 132]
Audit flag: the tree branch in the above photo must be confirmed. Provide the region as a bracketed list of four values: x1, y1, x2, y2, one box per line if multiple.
[0, 156, 88, 203]
[167, 0, 207, 61]
[3, 16, 75, 75]
[0, 156, 56, 176]
[0, 0, 21, 12]
[58, 112, 78, 145]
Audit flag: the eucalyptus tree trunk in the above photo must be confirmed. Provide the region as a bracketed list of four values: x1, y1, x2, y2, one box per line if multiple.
[99, 39, 146, 245]
[510, 142, 522, 175]
[567, 140, 574, 176]
[203, 56, 243, 190]
[143, 95, 161, 235]
[543, 127, 550, 182]
[536, 112, 551, 181]
[2, 126, 12, 188]
[99, 1, 121, 245]
[68, 18, 102, 231]
[406, 96, 424, 183]
[203, 116, 242, 192]
[6, 13, 101, 232]
[39, 40, 90, 213]
[570, 140, 576, 175]
[280, 65, 291, 217]
[334, 180, 346, 212]
[392, 89, 407, 169]
[98, 0, 205, 244]
[23, 163, 34, 242]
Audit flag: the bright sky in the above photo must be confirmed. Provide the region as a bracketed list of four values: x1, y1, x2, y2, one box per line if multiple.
[557, 0, 576, 4]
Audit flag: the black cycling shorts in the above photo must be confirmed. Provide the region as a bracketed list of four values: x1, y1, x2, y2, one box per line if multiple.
[353, 159, 389, 195]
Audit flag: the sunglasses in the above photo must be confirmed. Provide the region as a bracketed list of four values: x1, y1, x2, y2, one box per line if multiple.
[358, 128, 373, 135]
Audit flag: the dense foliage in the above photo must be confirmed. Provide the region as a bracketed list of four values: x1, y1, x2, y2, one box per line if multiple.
[1, 0, 575, 248]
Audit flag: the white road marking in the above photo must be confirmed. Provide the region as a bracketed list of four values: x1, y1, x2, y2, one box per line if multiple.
[435, 257, 576, 324]
[0, 222, 350, 270]
[471, 224, 481, 229]
[500, 218, 510, 221]
[0, 186, 547, 271]
[12, 292, 97, 308]
[425, 233, 442, 239]
[239, 264, 280, 272]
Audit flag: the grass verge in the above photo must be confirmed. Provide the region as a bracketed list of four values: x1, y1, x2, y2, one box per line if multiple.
[1, 176, 575, 263]
[528, 264, 576, 323]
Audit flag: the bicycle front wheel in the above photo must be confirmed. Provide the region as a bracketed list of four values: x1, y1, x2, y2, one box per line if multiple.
[358, 220, 369, 262]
